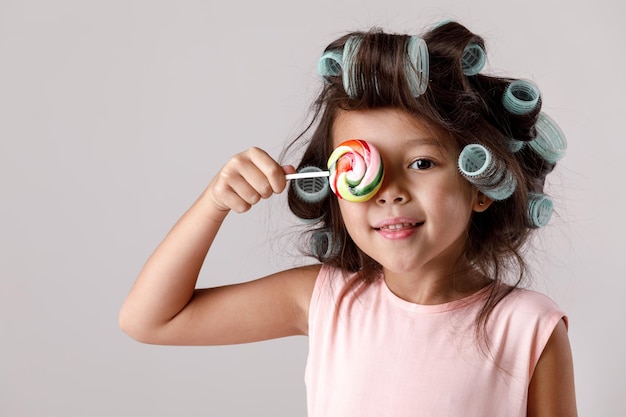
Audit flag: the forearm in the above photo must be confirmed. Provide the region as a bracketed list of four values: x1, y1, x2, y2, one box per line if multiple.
[119, 189, 228, 341]
[119, 147, 292, 343]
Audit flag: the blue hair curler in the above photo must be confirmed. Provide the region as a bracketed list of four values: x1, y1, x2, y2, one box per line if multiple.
[529, 112, 567, 163]
[288, 166, 330, 204]
[458, 144, 517, 200]
[527, 192, 553, 228]
[310, 229, 337, 261]
[404, 36, 429, 96]
[318, 50, 343, 80]
[461, 43, 486, 76]
[342, 36, 364, 98]
[503, 79, 540, 115]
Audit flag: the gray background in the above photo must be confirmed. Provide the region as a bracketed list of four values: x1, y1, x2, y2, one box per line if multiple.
[1, 0, 622, 415]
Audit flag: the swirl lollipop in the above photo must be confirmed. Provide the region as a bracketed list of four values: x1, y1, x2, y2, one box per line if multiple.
[328, 139, 384, 202]
[286, 139, 385, 202]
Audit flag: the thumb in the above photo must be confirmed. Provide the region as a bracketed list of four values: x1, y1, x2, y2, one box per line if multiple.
[282, 165, 297, 175]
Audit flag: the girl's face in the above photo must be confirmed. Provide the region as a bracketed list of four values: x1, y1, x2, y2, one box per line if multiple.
[331, 108, 485, 281]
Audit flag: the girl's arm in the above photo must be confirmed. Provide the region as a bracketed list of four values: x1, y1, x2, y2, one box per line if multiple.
[118, 147, 318, 346]
[527, 319, 578, 417]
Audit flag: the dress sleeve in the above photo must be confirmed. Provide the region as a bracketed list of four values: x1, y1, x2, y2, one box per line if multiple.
[521, 290, 568, 379]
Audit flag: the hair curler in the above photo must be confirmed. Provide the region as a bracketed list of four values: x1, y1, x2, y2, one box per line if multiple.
[461, 43, 486, 76]
[318, 50, 343, 80]
[503, 79, 541, 115]
[458, 144, 516, 200]
[287, 166, 330, 204]
[527, 192, 554, 228]
[404, 36, 429, 96]
[529, 112, 567, 163]
[342, 36, 364, 98]
[310, 229, 337, 261]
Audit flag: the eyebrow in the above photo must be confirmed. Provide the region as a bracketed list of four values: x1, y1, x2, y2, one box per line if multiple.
[407, 137, 446, 148]
[405, 137, 454, 158]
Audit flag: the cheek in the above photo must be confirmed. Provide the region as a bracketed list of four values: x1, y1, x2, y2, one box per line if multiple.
[427, 181, 475, 220]
[337, 201, 366, 234]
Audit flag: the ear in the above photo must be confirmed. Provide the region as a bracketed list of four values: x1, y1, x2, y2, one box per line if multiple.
[473, 191, 493, 213]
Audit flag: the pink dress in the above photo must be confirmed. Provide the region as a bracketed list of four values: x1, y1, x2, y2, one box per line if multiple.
[305, 265, 566, 417]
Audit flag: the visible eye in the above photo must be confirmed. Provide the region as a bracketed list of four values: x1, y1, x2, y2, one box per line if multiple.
[409, 158, 435, 170]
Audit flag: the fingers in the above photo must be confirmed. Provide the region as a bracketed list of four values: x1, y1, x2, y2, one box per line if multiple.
[209, 147, 290, 214]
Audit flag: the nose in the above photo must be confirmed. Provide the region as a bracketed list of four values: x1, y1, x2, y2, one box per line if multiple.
[375, 174, 409, 205]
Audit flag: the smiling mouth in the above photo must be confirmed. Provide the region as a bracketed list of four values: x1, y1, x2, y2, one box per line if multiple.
[376, 222, 422, 231]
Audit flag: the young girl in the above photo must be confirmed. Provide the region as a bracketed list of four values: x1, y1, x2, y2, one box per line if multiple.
[119, 21, 577, 416]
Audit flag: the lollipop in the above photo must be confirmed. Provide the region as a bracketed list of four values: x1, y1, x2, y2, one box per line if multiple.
[286, 139, 384, 202]
[328, 139, 384, 202]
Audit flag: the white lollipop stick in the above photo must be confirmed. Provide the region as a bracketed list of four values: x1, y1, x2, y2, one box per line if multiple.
[285, 171, 330, 180]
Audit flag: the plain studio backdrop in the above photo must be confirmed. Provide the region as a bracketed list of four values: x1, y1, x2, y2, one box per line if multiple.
[0, 0, 622, 416]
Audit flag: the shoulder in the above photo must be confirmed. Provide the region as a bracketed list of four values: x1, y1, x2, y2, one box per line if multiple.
[307, 264, 363, 322]
[492, 287, 568, 342]
[506, 286, 560, 306]
[489, 286, 569, 376]
[496, 287, 566, 324]
[309, 264, 363, 302]
[277, 263, 322, 305]
[278, 263, 323, 328]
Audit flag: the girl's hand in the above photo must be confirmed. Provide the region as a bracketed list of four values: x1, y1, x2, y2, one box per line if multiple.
[206, 147, 295, 214]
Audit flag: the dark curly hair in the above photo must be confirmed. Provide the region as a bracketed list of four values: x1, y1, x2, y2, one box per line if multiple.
[282, 21, 559, 341]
